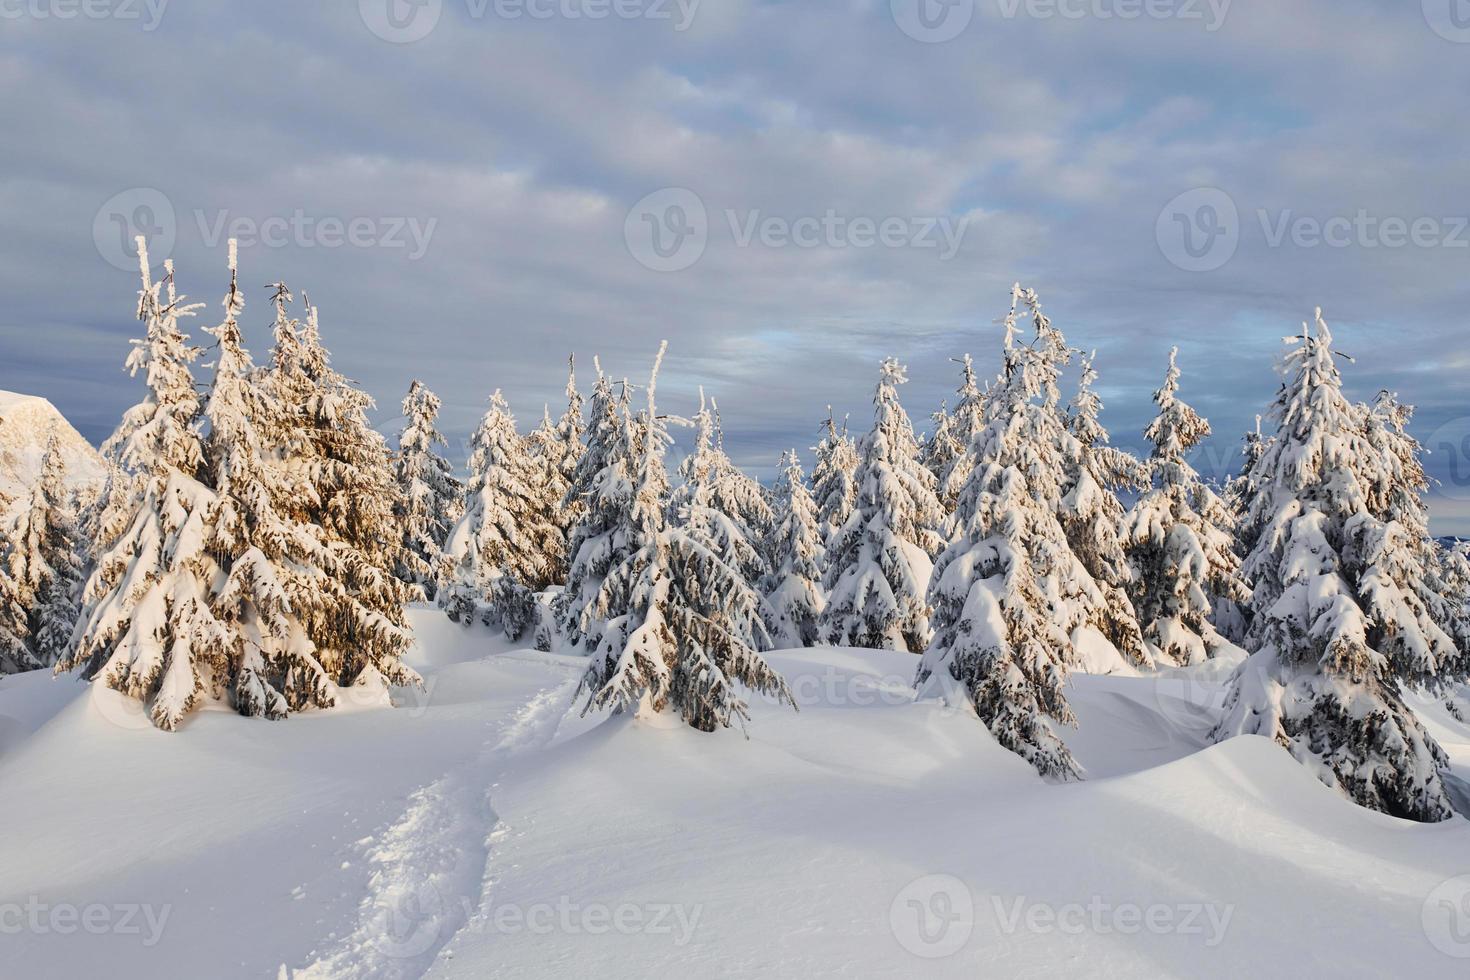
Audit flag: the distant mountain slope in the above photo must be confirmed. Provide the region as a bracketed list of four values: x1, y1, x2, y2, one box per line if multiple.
[0, 390, 106, 511]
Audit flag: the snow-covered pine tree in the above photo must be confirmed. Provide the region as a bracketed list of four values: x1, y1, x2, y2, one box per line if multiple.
[557, 363, 633, 651]
[79, 461, 141, 567]
[566, 359, 617, 513]
[1225, 415, 1268, 525]
[527, 404, 573, 583]
[921, 401, 962, 514]
[820, 358, 944, 653]
[668, 389, 771, 585]
[441, 391, 562, 639]
[58, 240, 226, 729]
[392, 380, 463, 600]
[1121, 348, 1248, 666]
[1213, 310, 1466, 821]
[936, 354, 989, 511]
[0, 498, 36, 673]
[1216, 415, 1270, 644]
[266, 296, 420, 695]
[7, 433, 84, 667]
[550, 356, 586, 544]
[195, 244, 357, 718]
[1360, 389, 1470, 680]
[811, 408, 859, 544]
[577, 342, 795, 732]
[1061, 346, 1150, 668]
[916, 286, 1099, 780]
[762, 449, 825, 648]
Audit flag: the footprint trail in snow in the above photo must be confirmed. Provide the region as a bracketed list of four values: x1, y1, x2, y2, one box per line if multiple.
[293, 665, 580, 980]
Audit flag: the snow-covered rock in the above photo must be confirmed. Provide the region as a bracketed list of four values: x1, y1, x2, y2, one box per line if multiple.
[0, 390, 105, 512]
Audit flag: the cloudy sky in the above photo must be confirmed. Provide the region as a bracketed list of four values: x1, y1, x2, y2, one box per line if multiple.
[4, 0, 1470, 530]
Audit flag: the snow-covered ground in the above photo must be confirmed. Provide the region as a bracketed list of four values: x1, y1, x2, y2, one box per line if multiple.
[2, 607, 1467, 978]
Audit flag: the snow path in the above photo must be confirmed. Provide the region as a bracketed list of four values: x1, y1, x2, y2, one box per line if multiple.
[294, 658, 581, 980]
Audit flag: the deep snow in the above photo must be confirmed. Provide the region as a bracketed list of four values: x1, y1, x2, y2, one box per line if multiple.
[1, 607, 1467, 978]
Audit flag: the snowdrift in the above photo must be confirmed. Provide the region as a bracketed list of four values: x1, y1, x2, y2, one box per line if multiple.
[1, 610, 1467, 978]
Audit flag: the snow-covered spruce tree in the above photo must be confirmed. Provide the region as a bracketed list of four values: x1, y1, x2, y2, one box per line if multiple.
[197, 245, 368, 717]
[58, 241, 225, 729]
[8, 433, 84, 667]
[549, 356, 586, 547]
[1121, 348, 1248, 667]
[441, 391, 562, 639]
[1215, 415, 1270, 643]
[1360, 389, 1470, 680]
[668, 390, 771, 585]
[936, 354, 989, 511]
[1225, 416, 1269, 526]
[811, 408, 859, 544]
[265, 296, 420, 694]
[566, 360, 618, 512]
[916, 291, 1103, 779]
[392, 380, 463, 600]
[1060, 346, 1150, 668]
[79, 460, 141, 568]
[0, 588, 33, 673]
[577, 342, 795, 732]
[527, 405, 573, 583]
[820, 359, 945, 653]
[557, 364, 633, 651]
[1213, 310, 1465, 821]
[921, 401, 962, 514]
[0, 505, 37, 673]
[762, 449, 825, 648]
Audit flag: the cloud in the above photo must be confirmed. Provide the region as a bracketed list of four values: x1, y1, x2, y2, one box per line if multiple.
[2, 0, 1468, 531]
